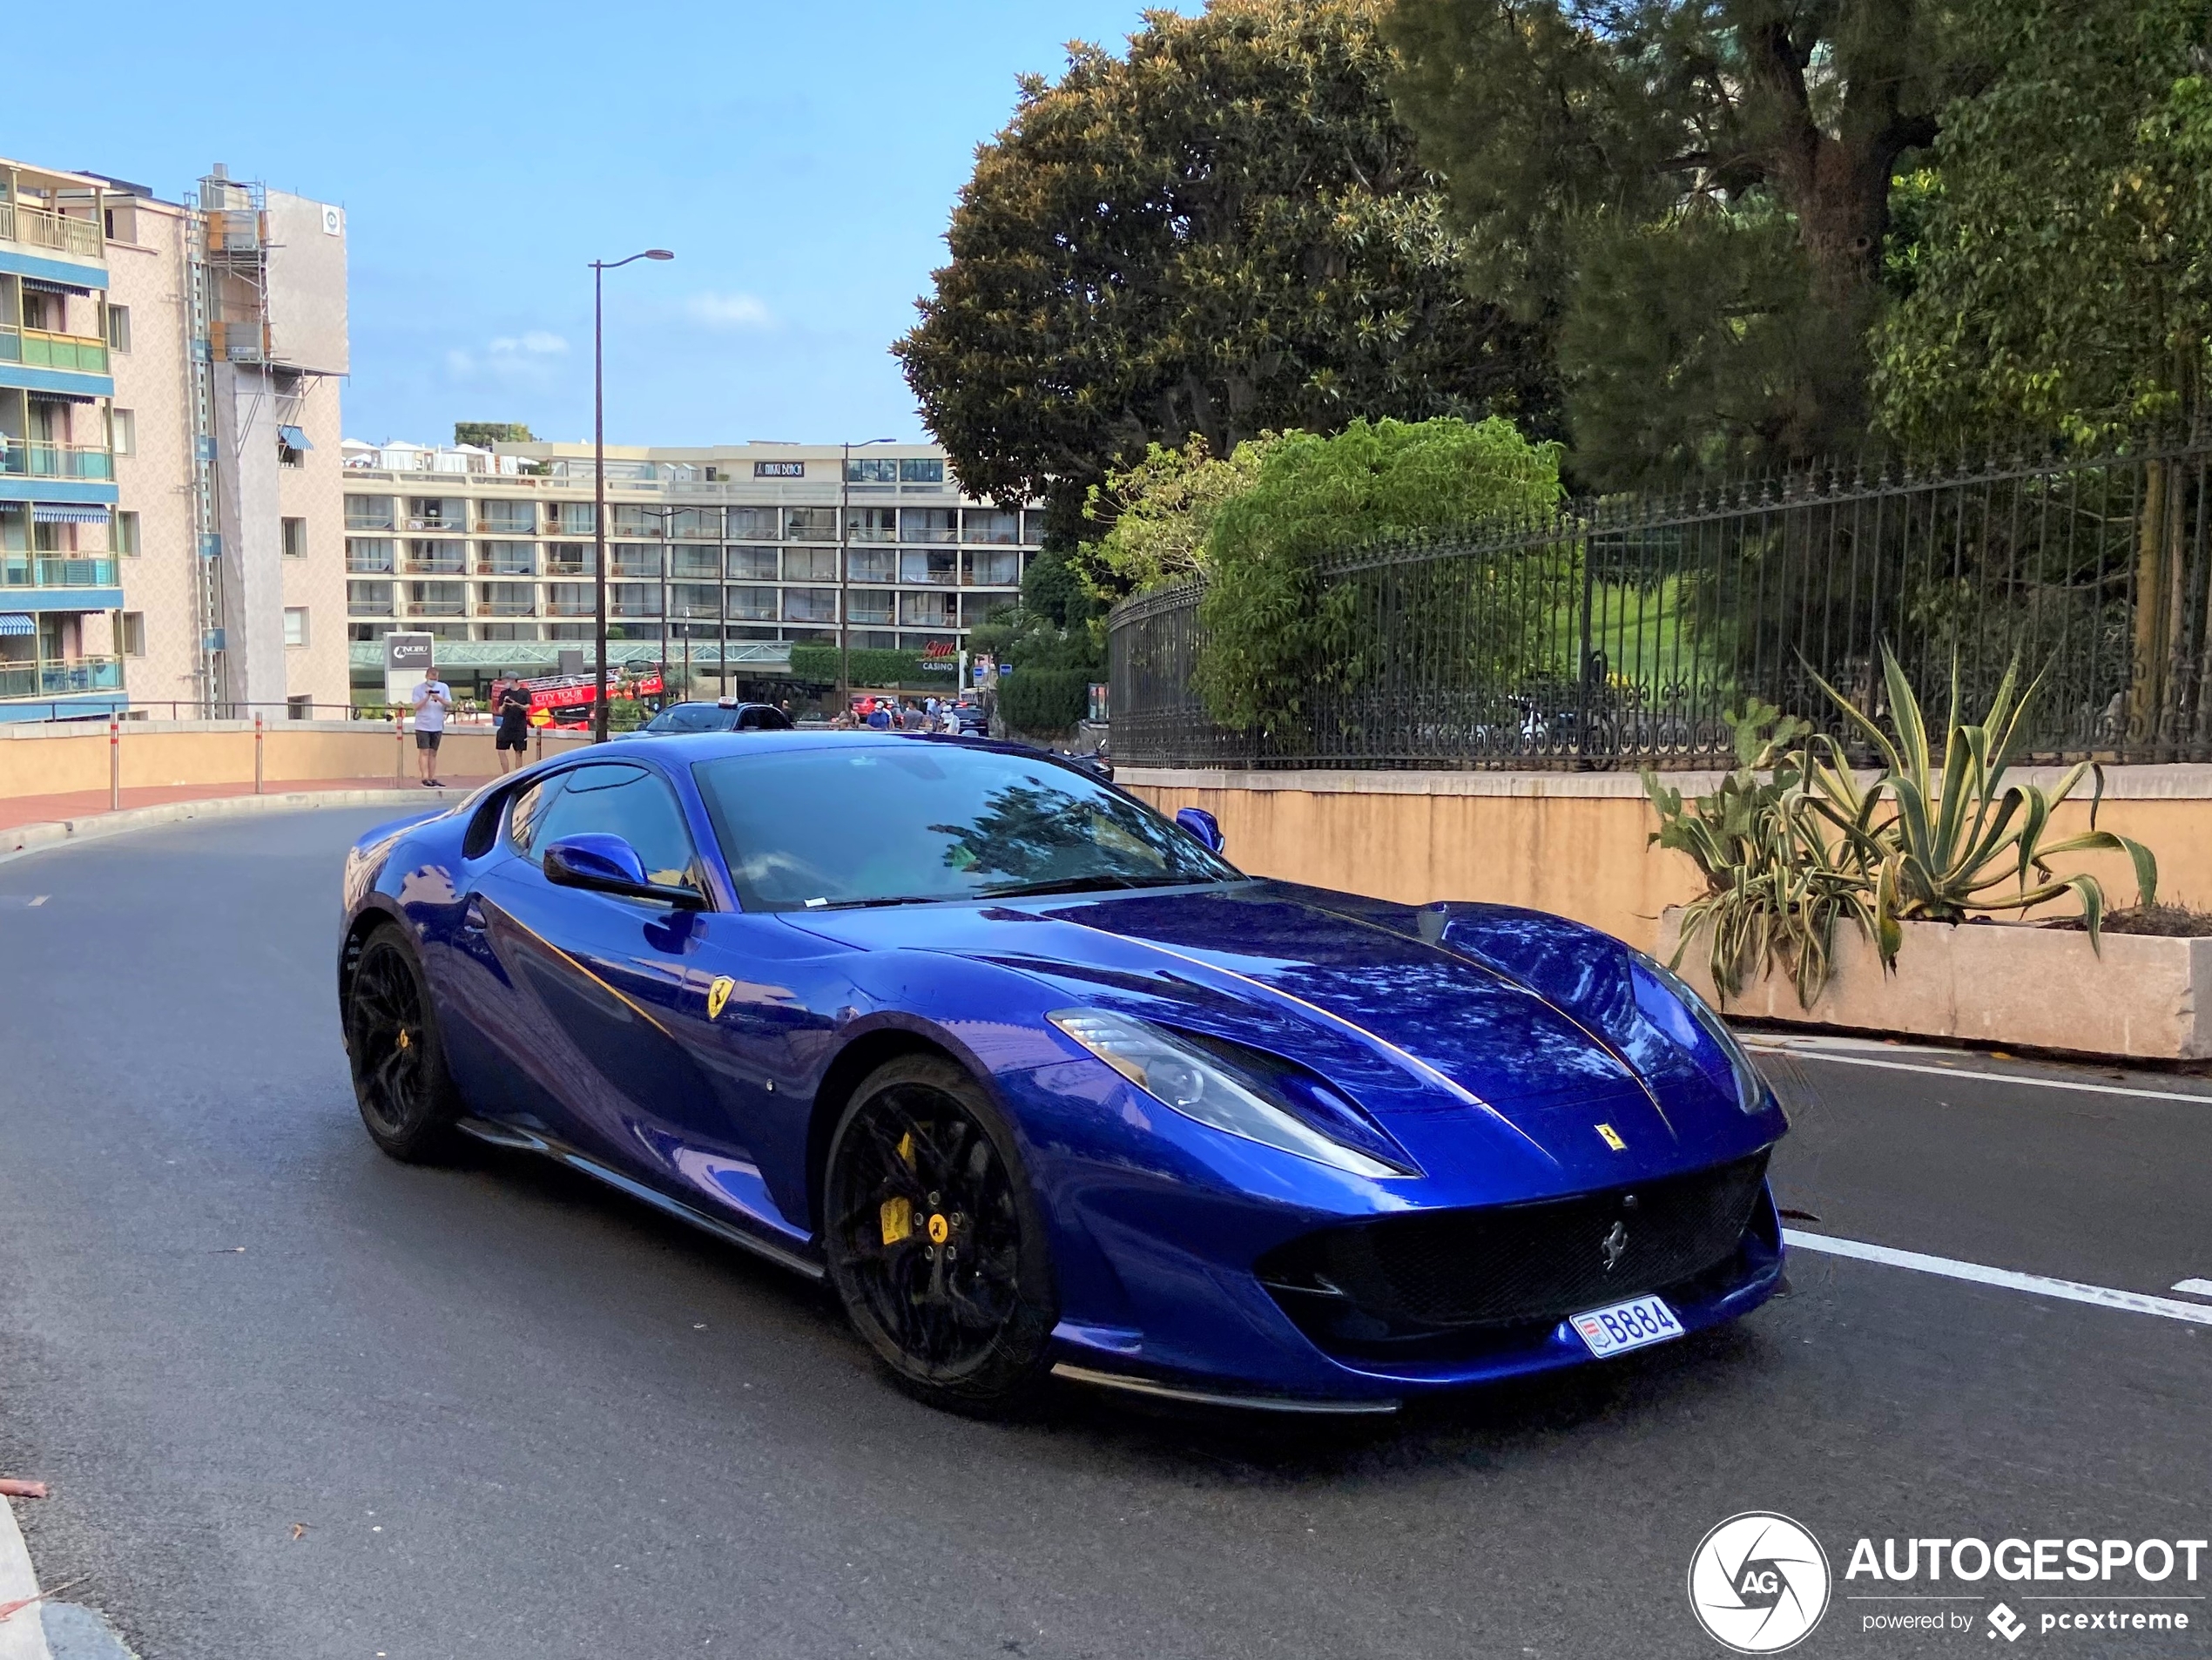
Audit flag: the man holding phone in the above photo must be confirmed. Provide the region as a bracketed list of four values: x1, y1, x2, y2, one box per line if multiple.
[411, 662, 453, 787]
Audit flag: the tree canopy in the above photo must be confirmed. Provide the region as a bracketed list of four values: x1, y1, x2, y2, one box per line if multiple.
[895, 0, 1555, 530]
[1383, 0, 1981, 484]
[1875, 0, 2212, 447]
[454, 422, 535, 448]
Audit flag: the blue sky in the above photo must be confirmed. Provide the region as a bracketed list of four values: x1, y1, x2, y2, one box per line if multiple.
[10, 3, 1193, 449]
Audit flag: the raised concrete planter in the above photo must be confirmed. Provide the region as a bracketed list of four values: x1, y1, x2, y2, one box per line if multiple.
[1655, 907, 2212, 1061]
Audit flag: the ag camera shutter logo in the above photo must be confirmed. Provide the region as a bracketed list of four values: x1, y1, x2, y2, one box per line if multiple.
[1688, 1512, 1832, 1653]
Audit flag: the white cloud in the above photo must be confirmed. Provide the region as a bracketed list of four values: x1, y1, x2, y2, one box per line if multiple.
[488, 332, 569, 356]
[447, 331, 570, 387]
[685, 292, 774, 330]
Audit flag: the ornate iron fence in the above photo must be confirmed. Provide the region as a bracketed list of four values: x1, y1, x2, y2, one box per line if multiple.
[1108, 437, 2212, 769]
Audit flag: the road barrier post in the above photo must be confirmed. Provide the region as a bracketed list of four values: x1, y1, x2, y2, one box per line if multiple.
[254, 713, 265, 795]
[108, 718, 120, 811]
[394, 710, 404, 784]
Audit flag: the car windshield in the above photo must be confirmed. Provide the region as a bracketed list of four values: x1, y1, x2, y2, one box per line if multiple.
[691, 742, 1238, 911]
[648, 704, 738, 733]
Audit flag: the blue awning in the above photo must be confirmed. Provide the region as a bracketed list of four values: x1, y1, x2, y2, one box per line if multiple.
[277, 425, 313, 450]
[0, 615, 35, 638]
[31, 504, 110, 525]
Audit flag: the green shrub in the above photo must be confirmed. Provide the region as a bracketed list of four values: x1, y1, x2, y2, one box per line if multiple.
[1194, 416, 1564, 739]
[788, 644, 934, 687]
[999, 668, 1092, 736]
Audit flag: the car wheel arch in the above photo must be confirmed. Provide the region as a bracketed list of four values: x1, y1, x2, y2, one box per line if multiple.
[803, 1027, 1003, 1237]
[337, 901, 412, 1017]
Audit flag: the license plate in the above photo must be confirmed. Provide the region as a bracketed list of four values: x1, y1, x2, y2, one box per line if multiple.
[1569, 1293, 1683, 1357]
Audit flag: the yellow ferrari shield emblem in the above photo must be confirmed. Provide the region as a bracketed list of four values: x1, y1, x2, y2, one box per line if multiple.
[1595, 1123, 1627, 1151]
[880, 1197, 913, 1245]
[705, 975, 736, 1021]
[927, 1212, 950, 1245]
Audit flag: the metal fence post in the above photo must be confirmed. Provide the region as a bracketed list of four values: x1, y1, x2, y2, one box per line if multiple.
[394, 709, 405, 783]
[109, 718, 121, 810]
[253, 712, 265, 795]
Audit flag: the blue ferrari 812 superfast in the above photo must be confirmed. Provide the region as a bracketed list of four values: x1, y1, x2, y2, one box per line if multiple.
[337, 732, 1787, 1416]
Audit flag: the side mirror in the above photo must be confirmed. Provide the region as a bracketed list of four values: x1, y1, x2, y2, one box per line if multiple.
[543, 833, 705, 908]
[1175, 807, 1224, 854]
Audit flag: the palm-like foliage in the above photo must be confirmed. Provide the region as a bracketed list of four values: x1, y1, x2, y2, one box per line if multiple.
[1807, 646, 2157, 955]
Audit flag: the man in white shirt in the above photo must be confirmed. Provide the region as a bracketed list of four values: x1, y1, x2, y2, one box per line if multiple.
[411, 664, 453, 787]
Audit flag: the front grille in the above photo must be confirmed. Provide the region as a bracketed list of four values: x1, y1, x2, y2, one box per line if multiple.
[1258, 1151, 1770, 1353]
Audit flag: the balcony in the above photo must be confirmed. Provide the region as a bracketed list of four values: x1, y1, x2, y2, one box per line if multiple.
[0, 327, 110, 374]
[0, 655, 124, 699]
[545, 593, 597, 618]
[0, 202, 104, 260]
[475, 597, 537, 618]
[0, 441, 115, 482]
[3, 554, 119, 589]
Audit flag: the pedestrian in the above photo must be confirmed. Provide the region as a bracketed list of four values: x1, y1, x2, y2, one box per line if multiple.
[867, 700, 893, 731]
[411, 661, 453, 787]
[494, 675, 531, 774]
[901, 700, 927, 732]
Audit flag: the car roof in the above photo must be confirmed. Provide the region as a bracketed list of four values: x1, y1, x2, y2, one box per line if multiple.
[589, 730, 1071, 766]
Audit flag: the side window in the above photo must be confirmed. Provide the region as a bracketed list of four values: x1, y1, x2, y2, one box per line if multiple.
[528, 764, 702, 893]
[508, 773, 565, 856]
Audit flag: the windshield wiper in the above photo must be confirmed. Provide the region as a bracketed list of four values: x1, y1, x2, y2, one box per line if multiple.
[804, 894, 950, 910]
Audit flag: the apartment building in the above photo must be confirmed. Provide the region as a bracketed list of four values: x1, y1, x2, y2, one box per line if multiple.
[339, 441, 1043, 700]
[0, 155, 348, 722]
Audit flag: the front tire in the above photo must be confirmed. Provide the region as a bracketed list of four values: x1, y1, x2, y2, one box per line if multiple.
[344, 923, 462, 1163]
[822, 1056, 1058, 1417]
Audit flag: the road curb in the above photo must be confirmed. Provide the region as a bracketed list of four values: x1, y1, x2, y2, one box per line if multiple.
[0, 789, 466, 868]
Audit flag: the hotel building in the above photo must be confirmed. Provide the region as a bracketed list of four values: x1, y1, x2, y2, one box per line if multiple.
[339, 441, 1044, 701]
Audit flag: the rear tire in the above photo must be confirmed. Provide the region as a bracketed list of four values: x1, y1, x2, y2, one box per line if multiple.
[344, 923, 462, 1164]
[822, 1056, 1058, 1417]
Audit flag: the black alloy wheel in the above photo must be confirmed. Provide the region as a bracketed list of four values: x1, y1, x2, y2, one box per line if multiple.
[823, 1056, 1057, 1415]
[344, 925, 462, 1163]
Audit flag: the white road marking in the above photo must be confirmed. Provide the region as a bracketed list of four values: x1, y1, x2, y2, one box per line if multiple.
[1784, 1230, 2212, 1326]
[1745, 1043, 2212, 1106]
[2171, 1278, 2212, 1298]
[0, 1495, 54, 1660]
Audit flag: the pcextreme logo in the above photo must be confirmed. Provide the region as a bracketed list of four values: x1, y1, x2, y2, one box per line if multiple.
[1688, 1512, 1833, 1654]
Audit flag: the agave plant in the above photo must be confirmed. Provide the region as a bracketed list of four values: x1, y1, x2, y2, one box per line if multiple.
[1807, 645, 2157, 955]
[1644, 702, 1885, 1007]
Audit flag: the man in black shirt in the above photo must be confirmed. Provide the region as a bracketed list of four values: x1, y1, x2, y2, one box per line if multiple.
[494, 677, 532, 773]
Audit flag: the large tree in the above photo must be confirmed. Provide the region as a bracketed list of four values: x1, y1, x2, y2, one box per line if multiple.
[895, 0, 1555, 537]
[1875, 0, 2212, 447]
[1384, 0, 1981, 483]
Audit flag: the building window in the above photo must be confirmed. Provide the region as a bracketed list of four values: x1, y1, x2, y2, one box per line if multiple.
[105, 306, 132, 353]
[110, 408, 135, 456]
[963, 548, 1020, 587]
[283, 606, 310, 648]
[1022, 509, 1048, 546]
[119, 612, 146, 656]
[476, 499, 536, 534]
[346, 537, 395, 573]
[961, 509, 1018, 545]
[405, 581, 466, 617]
[112, 510, 140, 556]
[899, 458, 946, 484]
[784, 506, 837, 542]
[726, 506, 779, 540]
[900, 508, 958, 544]
[479, 624, 540, 642]
[728, 585, 779, 621]
[784, 547, 836, 582]
[666, 507, 720, 539]
[846, 456, 898, 483]
[848, 547, 895, 584]
[406, 497, 465, 531]
[670, 545, 719, 580]
[545, 543, 594, 577]
[610, 584, 661, 618]
[287, 694, 314, 720]
[281, 516, 307, 559]
[345, 496, 396, 532]
[784, 587, 838, 623]
[478, 582, 535, 617]
[279, 435, 305, 468]
[546, 582, 595, 617]
[847, 590, 894, 625]
[846, 506, 898, 543]
[899, 590, 958, 628]
[476, 540, 536, 576]
[726, 545, 779, 582]
[611, 504, 664, 537]
[546, 502, 597, 536]
[405, 540, 465, 575]
[900, 549, 958, 585]
[610, 543, 660, 578]
[347, 580, 394, 616]
[671, 584, 720, 619]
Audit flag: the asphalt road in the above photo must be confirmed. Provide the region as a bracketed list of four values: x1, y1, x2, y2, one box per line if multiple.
[0, 809, 2204, 1660]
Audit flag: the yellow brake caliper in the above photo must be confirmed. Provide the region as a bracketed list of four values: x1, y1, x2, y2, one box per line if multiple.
[879, 1131, 918, 1245]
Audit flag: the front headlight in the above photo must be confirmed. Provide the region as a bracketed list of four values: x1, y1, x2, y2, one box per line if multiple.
[1049, 1009, 1406, 1178]
[1629, 951, 1769, 1115]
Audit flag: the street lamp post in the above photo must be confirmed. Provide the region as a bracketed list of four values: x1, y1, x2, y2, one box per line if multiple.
[838, 437, 898, 718]
[590, 247, 673, 742]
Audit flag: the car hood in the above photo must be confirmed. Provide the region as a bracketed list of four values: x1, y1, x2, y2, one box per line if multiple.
[789, 881, 1765, 1189]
